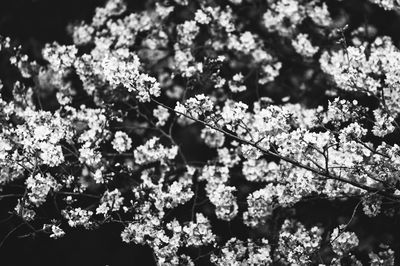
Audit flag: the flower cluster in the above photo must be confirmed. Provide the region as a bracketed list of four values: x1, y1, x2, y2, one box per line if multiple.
[96, 189, 124, 215]
[112, 131, 132, 153]
[276, 220, 323, 265]
[26, 173, 59, 207]
[330, 225, 360, 256]
[133, 137, 178, 165]
[210, 238, 272, 265]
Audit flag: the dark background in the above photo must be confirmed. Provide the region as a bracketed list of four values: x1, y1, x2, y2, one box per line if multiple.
[1, 0, 400, 265]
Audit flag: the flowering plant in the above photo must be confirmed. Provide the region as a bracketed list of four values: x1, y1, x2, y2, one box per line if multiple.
[0, 0, 400, 264]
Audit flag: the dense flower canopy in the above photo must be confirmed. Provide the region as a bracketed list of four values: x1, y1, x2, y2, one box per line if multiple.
[1, 0, 400, 265]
